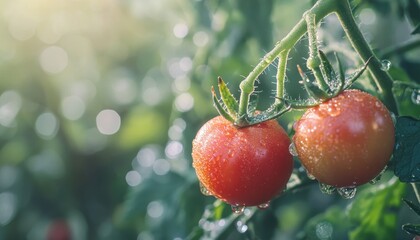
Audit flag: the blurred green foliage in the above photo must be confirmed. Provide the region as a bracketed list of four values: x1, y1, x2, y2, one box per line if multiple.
[0, 0, 419, 239]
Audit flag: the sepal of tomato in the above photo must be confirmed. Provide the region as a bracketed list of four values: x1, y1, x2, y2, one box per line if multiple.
[293, 89, 395, 187]
[192, 116, 293, 207]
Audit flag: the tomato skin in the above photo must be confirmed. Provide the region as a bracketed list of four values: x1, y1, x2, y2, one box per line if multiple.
[293, 90, 395, 187]
[192, 116, 293, 206]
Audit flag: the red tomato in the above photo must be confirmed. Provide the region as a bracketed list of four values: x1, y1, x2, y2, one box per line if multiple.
[293, 89, 395, 187]
[192, 116, 293, 207]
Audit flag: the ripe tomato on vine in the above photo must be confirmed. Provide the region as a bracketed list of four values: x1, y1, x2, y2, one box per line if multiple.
[192, 116, 293, 209]
[292, 90, 395, 188]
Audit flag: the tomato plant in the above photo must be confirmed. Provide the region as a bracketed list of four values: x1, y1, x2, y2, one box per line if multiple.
[192, 116, 293, 209]
[292, 89, 395, 188]
[184, 0, 420, 239]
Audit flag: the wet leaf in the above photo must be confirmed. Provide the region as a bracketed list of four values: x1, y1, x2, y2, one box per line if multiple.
[297, 65, 330, 100]
[392, 81, 420, 119]
[318, 50, 338, 92]
[348, 178, 406, 240]
[343, 57, 371, 89]
[402, 224, 420, 235]
[403, 199, 420, 216]
[335, 52, 345, 94]
[218, 77, 239, 118]
[394, 117, 420, 182]
[212, 87, 235, 123]
[246, 102, 290, 126]
[300, 207, 351, 240]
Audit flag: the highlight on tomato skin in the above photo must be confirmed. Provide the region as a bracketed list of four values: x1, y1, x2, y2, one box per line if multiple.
[292, 89, 395, 188]
[192, 115, 293, 208]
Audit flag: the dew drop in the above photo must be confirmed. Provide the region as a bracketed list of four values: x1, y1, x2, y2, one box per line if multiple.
[236, 220, 248, 233]
[337, 187, 357, 199]
[199, 182, 212, 196]
[411, 89, 420, 105]
[306, 170, 316, 180]
[380, 59, 391, 71]
[319, 183, 336, 195]
[390, 111, 397, 125]
[326, 106, 341, 117]
[217, 219, 226, 227]
[231, 204, 245, 214]
[315, 221, 333, 239]
[289, 143, 298, 156]
[257, 202, 270, 209]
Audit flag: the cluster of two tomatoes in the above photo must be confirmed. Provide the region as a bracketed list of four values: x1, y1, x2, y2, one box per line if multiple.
[192, 90, 395, 210]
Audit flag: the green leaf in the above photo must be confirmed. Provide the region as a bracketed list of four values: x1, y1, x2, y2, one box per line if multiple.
[388, 66, 412, 83]
[297, 65, 330, 100]
[300, 207, 352, 240]
[246, 101, 290, 126]
[334, 52, 345, 94]
[403, 199, 420, 216]
[217, 77, 239, 118]
[348, 178, 406, 240]
[318, 50, 338, 93]
[394, 117, 420, 182]
[343, 57, 371, 89]
[403, 224, 420, 235]
[212, 87, 235, 123]
[392, 81, 420, 119]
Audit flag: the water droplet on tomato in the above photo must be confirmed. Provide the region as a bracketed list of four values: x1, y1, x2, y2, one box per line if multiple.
[337, 187, 357, 199]
[306, 170, 316, 180]
[236, 220, 248, 233]
[199, 182, 212, 196]
[326, 106, 341, 117]
[319, 183, 336, 194]
[411, 89, 420, 105]
[289, 143, 298, 156]
[227, 149, 235, 158]
[231, 204, 245, 214]
[257, 201, 270, 209]
[380, 59, 391, 71]
[390, 111, 397, 125]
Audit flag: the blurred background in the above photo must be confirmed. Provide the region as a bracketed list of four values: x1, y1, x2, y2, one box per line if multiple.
[0, 0, 419, 239]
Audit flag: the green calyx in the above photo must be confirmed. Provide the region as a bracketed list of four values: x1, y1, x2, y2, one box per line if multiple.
[288, 51, 372, 109]
[212, 77, 290, 128]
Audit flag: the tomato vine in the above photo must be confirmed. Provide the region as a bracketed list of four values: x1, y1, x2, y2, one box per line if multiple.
[191, 0, 420, 239]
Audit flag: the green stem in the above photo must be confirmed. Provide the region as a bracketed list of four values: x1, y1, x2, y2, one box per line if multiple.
[275, 50, 290, 101]
[305, 12, 330, 92]
[237, 0, 336, 122]
[334, 0, 397, 112]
